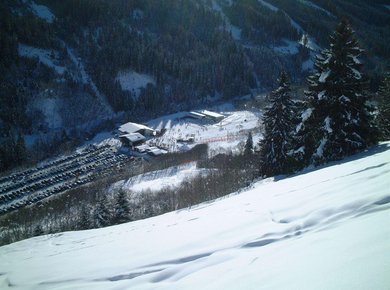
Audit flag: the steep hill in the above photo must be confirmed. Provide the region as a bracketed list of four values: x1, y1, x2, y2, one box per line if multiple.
[0, 142, 389, 289]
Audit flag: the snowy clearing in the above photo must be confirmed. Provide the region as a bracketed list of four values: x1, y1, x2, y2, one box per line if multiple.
[111, 162, 210, 194]
[272, 39, 299, 55]
[18, 44, 65, 74]
[116, 71, 156, 98]
[29, 1, 55, 23]
[1, 142, 389, 289]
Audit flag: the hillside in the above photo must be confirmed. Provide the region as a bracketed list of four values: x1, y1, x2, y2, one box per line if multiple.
[1, 0, 390, 172]
[1, 142, 389, 289]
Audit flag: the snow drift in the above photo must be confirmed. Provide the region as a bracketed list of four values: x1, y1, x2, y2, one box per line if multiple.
[0, 143, 389, 290]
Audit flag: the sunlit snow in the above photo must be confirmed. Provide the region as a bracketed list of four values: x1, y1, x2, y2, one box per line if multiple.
[1, 143, 389, 290]
[112, 162, 210, 194]
[116, 71, 156, 98]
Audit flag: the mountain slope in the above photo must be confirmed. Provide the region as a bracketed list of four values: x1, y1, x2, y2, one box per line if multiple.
[1, 1, 390, 173]
[1, 142, 389, 289]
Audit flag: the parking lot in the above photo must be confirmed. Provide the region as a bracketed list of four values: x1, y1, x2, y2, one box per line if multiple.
[0, 145, 140, 215]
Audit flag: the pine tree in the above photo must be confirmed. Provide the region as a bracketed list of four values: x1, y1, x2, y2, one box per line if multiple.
[260, 71, 295, 177]
[377, 72, 390, 139]
[112, 189, 131, 225]
[244, 131, 254, 155]
[93, 195, 111, 228]
[298, 19, 377, 165]
[33, 224, 44, 237]
[15, 132, 27, 166]
[77, 205, 91, 230]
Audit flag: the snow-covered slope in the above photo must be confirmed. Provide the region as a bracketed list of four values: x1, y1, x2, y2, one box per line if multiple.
[1, 143, 389, 290]
[111, 162, 210, 194]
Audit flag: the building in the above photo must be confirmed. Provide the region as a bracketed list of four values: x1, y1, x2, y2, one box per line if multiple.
[198, 110, 225, 122]
[119, 133, 146, 147]
[188, 111, 206, 120]
[118, 122, 156, 136]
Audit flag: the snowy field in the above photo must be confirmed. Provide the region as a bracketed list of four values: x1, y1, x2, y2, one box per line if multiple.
[1, 142, 389, 290]
[116, 70, 156, 98]
[148, 109, 262, 155]
[111, 162, 210, 195]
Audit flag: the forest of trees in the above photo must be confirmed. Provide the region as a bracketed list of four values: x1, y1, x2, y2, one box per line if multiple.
[260, 20, 382, 177]
[1, 0, 390, 172]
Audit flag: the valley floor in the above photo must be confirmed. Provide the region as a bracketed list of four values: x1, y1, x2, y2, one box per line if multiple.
[0, 142, 389, 290]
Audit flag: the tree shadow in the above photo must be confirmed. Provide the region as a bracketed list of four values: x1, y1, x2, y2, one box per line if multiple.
[273, 142, 390, 182]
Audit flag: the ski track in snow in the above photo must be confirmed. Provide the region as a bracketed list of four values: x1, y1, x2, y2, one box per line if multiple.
[211, 0, 242, 40]
[258, 0, 321, 52]
[1, 143, 389, 290]
[297, 0, 335, 17]
[66, 46, 114, 117]
[18, 44, 65, 74]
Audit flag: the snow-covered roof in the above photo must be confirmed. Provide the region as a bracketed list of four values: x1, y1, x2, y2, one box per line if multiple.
[147, 147, 164, 156]
[120, 133, 145, 143]
[198, 110, 224, 119]
[189, 111, 206, 119]
[119, 122, 155, 134]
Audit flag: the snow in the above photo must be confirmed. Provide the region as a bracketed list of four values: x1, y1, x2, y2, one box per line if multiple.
[339, 95, 351, 103]
[211, 0, 242, 40]
[116, 71, 156, 98]
[299, 35, 320, 52]
[296, 108, 312, 132]
[351, 68, 362, 80]
[256, 0, 322, 53]
[119, 122, 154, 135]
[257, 0, 279, 12]
[301, 58, 314, 71]
[147, 108, 261, 155]
[18, 44, 65, 74]
[352, 55, 361, 64]
[319, 70, 330, 82]
[272, 39, 299, 55]
[30, 1, 55, 23]
[301, 108, 312, 122]
[297, 0, 334, 17]
[112, 162, 210, 194]
[324, 117, 333, 133]
[1, 142, 389, 289]
[318, 90, 326, 100]
[32, 97, 62, 129]
[314, 137, 327, 157]
[66, 46, 114, 117]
